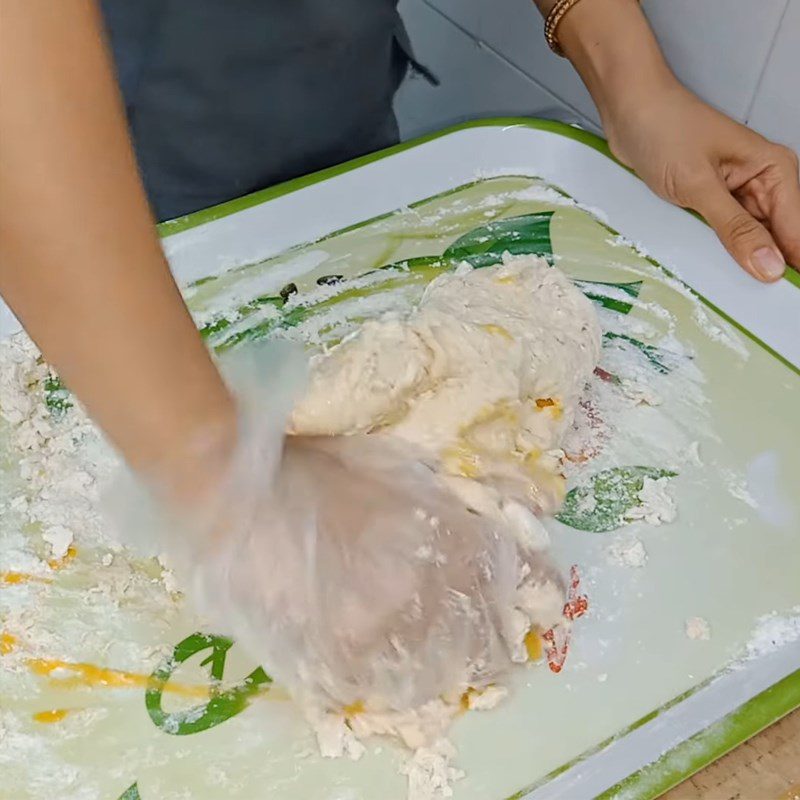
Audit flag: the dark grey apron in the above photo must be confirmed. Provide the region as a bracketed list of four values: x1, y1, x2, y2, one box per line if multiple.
[101, 1, 423, 221]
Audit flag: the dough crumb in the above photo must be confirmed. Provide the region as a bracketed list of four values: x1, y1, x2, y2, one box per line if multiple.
[606, 537, 648, 568]
[463, 684, 508, 711]
[401, 738, 464, 800]
[313, 713, 366, 761]
[685, 617, 711, 641]
[42, 525, 73, 560]
[624, 477, 676, 525]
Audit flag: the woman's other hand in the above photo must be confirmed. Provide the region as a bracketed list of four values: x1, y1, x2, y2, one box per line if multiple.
[605, 82, 800, 283]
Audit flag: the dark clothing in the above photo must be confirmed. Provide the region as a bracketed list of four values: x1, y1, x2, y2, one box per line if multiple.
[101, 1, 415, 221]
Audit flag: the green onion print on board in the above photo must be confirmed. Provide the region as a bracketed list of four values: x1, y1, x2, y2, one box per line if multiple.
[574, 279, 643, 314]
[145, 632, 271, 736]
[557, 466, 678, 533]
[442, 212, 554, 266]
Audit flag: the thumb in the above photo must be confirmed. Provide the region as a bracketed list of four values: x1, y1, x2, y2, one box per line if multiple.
[691, 175, 786, 282]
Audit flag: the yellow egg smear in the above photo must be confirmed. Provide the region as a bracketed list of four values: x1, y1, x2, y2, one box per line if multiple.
[458, 400, 519, 436]
[523, 448, 542, 466]
[0, 570, 52, 585]
[33, 708, 73, 724]
[441, 444, 482, 479]
[342, 700, 365, 719]
[0, 632, 17, 655]
[480, 323, 514, 342]
[48, 544, 77, 571]
[27, 658, 213, 699]
[459, 688, 476, 712]
[524, 630, 543, 662]
[534, 397, 563, 419]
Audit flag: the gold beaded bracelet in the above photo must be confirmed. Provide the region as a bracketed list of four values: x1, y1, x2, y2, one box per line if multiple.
[544, 0, 585, 57]
[545, 0, 640, 57]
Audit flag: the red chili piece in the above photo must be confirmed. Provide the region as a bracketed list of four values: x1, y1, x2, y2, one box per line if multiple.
[543, 565, 589, 673]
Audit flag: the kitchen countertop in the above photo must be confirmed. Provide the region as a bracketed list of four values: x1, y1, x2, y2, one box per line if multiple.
[663, 709, 800, 799]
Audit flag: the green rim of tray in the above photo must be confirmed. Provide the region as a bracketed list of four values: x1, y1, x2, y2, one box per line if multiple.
[155, 117, 800, 294]
[154, 117, 800, 800]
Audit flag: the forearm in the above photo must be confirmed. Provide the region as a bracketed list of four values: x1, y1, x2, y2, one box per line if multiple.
[0, 0, 234, 472]
[530, 1, 800, 283]
[532, 0, 676, 147]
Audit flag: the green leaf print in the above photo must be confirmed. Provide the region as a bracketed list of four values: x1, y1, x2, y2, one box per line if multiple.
[603, 331, 673, 374]
[573, 279, 643, 315]
[117, 784, 141, 800]
[145, 632, 271, 736]
[556, 466, 678, 533]
[199, 294, 283, 341]
[443, 212, 554, 266]
[200, 216, 654, 353]
[211, 264, 442, 351]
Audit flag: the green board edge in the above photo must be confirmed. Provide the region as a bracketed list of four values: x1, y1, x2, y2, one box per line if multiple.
[598, 667, 800, 800]
[155, 117, 800, 799]
[156, 116, 800, 293]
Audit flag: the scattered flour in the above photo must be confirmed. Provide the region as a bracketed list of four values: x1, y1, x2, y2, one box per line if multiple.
[721, 468, 759, 510]
[619, 380, 662, 407]
[0, 333, 117, 563]
[743, 607, 800, 660]
[682, 441, 703, 467]
[606, 537, 648, 569]
[690, 305, 750, 360]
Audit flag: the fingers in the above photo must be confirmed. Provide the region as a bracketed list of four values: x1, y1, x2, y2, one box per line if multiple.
[766, 147, 800, 271]
[691, 173, 786, 282]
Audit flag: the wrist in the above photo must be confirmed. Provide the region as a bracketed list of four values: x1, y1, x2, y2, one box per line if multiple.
[555, 0, 676, 141]
[141, 398, 239, 511]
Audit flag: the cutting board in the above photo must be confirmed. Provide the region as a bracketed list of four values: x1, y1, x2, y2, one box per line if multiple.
[1, 120, 798, 800]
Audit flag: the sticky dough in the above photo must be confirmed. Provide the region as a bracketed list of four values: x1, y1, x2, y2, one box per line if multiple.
[293, 256, 602, 794]
[292, 255, 602, 517]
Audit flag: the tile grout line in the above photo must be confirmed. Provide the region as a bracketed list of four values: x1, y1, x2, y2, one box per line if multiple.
[415, 0, 601, 132]
[743, 0, 791, 124]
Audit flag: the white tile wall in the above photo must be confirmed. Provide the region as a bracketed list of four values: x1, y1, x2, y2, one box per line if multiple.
[397, 0, 800, 158]
[641, 0, 789, 121]
[416, 0, 599, 123]
[395, 0, 584, 140]
[748, 0, 800, 155]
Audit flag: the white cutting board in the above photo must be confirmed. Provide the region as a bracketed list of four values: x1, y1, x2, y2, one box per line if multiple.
[1, 120, 798, 800]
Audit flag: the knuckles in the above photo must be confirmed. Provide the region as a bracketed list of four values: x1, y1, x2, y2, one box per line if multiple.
[722, 211, 765, 247]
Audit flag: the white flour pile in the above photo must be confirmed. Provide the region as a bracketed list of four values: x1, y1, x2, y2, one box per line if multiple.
[0, 335, 112, 564]
[743, 607, 800, 660]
